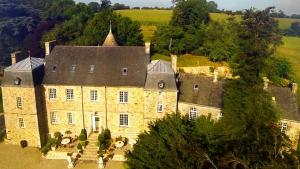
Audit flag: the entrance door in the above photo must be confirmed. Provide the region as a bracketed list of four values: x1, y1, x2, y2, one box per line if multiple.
[92, 115, 100, 132]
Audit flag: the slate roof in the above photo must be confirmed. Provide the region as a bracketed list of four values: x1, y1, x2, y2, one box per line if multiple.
[179, 73, 224, 108]
[2, 57, 45, 87]
[5, 57, 44, 72]
[145, 60, 177, 91]
[268, 86, 300, 121]
[43, 46, 149, 86]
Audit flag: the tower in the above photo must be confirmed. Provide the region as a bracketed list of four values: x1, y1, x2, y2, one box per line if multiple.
[2, 56, 47, 147]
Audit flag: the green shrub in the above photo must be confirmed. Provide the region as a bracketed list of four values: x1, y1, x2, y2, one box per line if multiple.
[54, 132, 62, 140]
[98, 128, 112, 150]
[79, 129, 87, 141]
[77, 143, 82, 150]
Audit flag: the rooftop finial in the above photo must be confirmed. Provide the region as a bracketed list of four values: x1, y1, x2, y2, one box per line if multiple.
[109, 20, 112, 33]
[102, 20, 118, 46]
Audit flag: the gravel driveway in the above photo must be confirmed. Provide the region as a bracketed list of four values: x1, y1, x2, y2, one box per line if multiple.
[0, 143, 125, 169]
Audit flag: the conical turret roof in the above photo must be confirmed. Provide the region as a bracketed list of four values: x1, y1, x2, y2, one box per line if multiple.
[102, 22, 118, 46]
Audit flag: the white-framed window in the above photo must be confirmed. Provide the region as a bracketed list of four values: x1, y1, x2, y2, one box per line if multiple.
[189, 107, 197, 120]
[90, 90, 98, 102]
[119, 91, 128, 103]
[67, 113, 75, 125]
[120, 114, 128, 126]
[50, 112, 58, 124]
[18, 118, 25, 128]
[157, 102, 163, 113]
[49, 88, 57, 100]
[278, 122, 288, 134]
[16, 97, 22, 109]
[89, 65, 95, 73]
[66, 89, 74, 100]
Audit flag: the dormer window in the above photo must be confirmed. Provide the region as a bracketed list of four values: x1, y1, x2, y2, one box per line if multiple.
[89, 65, 95, 73]
[14, 77, 21, 85]
[194, 84, 199, 91]
[52, 65, 57, 72]
[122, 68, 128, 75]
[71, 65, 76, 72]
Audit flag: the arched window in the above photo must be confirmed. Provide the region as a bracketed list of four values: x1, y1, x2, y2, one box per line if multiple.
[189, 107, 197, 120]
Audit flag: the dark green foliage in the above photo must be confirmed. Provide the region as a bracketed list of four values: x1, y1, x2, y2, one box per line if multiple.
[265, 56, 293, 86]
[288, 22, 300, 36]
[126, 114, 218, 169]
[202, 19, 239, 61]
[79, 129, 87, 141]
[207, 1, 218, 12]
[112, 3, 130, 10]
[170, 0, 210, 29]
[67, 10, 143, 46]
[77, 143, 82, 150]
[232, 7, 282, 85]
[153, 25, 205, 55]
[98, 128, 111, 150]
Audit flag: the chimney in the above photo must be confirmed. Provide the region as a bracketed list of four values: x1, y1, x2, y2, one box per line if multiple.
[145, 42, 151, 54]
[171, 54, 177, 73]
[11, 51, 22, 65]
[291, 83, 298, 94]
[45, 40, 56, 56]
[263, 77, 269, 90]
[213, 70, 218, 83]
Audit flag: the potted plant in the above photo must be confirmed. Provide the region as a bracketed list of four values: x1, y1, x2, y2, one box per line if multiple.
[50, 138, 57, 151]
[77, 143, 83, 153]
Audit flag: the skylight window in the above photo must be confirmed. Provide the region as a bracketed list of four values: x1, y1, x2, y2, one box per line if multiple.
[14, 77, 21, 85]
[122, 68, 128, 75]
[89, 65, 95, 73]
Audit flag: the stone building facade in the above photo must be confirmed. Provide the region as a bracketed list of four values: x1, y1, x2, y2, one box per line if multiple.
[1, 30, 177, 147]
[2, 29, 300, 149]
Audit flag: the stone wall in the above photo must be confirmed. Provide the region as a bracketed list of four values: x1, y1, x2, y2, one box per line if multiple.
[144, 90, 178, 130]
[2, 86, 43, 147]
[179, 66, 232, 78]
[44, 85, 178, 140]
[280, 119, 300, 149]
[178, 102, 222, 120]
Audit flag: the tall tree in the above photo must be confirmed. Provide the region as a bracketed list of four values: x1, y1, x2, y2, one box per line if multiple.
[207, 1, 218, 12]
[232, 7, 282, 85]
[202, 18, 239, 61]
[170, 0, 210, 29]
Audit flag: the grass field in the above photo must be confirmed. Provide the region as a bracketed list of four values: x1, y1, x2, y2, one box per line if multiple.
[277, 36, 300, 103]
[152, 54, 228, 67]
[117, 10, 300, 41]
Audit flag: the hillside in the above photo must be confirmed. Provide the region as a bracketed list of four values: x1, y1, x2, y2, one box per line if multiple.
[117, 9, 300, 103]
[117, 10, 300, 41]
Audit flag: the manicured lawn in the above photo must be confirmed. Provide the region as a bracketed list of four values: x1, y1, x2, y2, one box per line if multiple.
[277, 36, 300, 103]
[152, 54, 227, 67]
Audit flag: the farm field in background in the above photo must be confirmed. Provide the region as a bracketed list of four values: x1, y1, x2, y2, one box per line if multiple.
[117, 10, 300, 41]
[277, 36, 300, 103]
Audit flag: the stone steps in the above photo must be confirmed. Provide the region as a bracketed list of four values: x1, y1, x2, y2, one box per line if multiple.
[79, 133, 99, 162]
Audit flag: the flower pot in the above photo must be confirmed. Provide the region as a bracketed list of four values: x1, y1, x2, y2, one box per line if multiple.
[51, 146, 56, 151]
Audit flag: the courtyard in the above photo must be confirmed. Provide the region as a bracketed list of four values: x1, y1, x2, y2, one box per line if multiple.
[0, 143, 125, 169]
